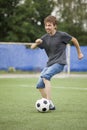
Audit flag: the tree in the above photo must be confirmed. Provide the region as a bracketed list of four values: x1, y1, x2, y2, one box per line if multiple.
[55, 0, 87, 45]
[0, 0, 21, 41]
[0, 0, 55, 42]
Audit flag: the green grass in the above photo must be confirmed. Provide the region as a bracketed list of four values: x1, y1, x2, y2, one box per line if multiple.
[0, 70, 87, 74]
[0, 77, 87, 130]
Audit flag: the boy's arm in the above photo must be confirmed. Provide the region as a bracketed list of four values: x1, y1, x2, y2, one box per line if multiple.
[71, 37, 84, 60]
[30, 39, 42, 49]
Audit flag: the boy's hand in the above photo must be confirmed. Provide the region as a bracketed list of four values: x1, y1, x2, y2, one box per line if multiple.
[30, 43, 37, 49]
[31, 39, 42, 49]
[78, 52, 84, 60]
[35, 39, 42, 44]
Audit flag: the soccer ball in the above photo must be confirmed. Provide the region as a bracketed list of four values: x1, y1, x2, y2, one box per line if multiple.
[35, 98, 50, 112]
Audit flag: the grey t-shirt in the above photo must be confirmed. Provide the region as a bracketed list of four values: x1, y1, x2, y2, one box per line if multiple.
[38, 31, 72, 67]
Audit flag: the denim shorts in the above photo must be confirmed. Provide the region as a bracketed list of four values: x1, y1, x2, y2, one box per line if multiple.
[36, 63, 64, 89]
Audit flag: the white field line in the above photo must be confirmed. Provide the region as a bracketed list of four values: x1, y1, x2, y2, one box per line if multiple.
[0, 74, 87, 78]
[16, 84, 87, 90]
[1, 84, 87, 90]
[53, 86, 87, 90]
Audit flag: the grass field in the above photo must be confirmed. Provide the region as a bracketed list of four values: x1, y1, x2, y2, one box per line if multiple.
[0, 76, 87, 130]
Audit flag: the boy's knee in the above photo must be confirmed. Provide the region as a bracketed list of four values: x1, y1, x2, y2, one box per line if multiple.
[41, 74, 51, 81]
[42, 78, 49, 83]
[36, 79, 45, 89]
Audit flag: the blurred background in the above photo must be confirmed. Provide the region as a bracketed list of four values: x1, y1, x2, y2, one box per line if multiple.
[0, 0, 87, 73]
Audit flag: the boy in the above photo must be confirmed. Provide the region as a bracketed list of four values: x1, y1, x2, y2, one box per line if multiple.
[31, 15, 84, 110]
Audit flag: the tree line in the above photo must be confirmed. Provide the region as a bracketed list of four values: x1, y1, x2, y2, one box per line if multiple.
[0, 0, 87, 45]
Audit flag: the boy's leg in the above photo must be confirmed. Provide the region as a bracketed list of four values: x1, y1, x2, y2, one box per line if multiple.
[40, 64, 64, 110]
[40, 63, 64, 99]
[42, 78, 55, 110]
[37, 79, 51, 100]
[36, 63, 64, 110]
[39, 88, 47, 98]
[38, 80, 55, 110]
[36, 67, 48, 98]
[36, 67, 51, 100]
[42, 78, 51, 100]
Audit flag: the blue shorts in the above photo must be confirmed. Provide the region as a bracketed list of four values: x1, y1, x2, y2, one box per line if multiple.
[36, 63, 64, 89]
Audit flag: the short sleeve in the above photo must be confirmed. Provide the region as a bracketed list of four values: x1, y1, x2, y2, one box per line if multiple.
[62, 32, 72, 44]
[38, 35, 46, 49]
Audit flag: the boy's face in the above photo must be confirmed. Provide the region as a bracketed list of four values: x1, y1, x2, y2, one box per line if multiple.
[45, 22, 56, 35]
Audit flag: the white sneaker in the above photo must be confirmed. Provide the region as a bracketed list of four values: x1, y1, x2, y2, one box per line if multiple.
[49, 100, 56, 110]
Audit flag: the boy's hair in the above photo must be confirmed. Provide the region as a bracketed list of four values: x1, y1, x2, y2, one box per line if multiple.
[44, 15, 58, 29]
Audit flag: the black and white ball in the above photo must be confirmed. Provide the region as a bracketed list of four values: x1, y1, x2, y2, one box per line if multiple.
[35, 98, 50, 112]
